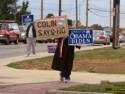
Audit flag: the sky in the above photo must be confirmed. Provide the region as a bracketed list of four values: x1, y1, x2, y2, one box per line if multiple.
[18, 0, 125, 28]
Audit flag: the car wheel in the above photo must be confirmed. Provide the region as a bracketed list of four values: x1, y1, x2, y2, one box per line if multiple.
[23, 40, 27, 44]
[5, 37, 10, 45]
[104, 39, 110, 45]
[104, 41, 107, 45]
[108, 41, 110, 45]
[104, 43, 107, 45]
[14, 38, 19, 44]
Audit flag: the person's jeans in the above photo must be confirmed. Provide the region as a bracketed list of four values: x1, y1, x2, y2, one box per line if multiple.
[26, 37, 36, 55]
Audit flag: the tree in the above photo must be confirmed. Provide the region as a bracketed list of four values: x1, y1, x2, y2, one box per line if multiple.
[90, 24, 103, 30]
[76, 20, 81, 27]
[67, 19, 73, 26]
[46, 13, 54, 18]
[16, 1, 30, 24]
[79, 25, 87, 29]
[0, 0, 16, 20]
[0, 0, 29, 24]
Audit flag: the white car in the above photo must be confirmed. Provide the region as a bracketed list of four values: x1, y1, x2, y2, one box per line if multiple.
[19, 25, 27, 43]
[119, 33, 125, 43]
[93, 30, 110, 45]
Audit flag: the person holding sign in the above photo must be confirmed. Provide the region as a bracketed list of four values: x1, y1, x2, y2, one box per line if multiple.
[25, 22, 36, 56]
[52, 19, 81, 83]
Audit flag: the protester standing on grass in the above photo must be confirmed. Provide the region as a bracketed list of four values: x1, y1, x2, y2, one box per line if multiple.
[25, 22, 36, 56]
[52, 19, 81, 83]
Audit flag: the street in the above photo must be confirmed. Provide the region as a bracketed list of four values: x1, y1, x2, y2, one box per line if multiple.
[0, 42, 114, 59]
[0, 43, 54, 59]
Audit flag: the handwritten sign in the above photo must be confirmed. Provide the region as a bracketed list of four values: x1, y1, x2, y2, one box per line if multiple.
[68, 29, 93, 45]
[34, 16, 68, 40]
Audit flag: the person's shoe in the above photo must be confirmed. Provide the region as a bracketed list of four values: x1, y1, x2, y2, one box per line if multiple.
[60, 77, 65, 82]
[65, 79, 70, 83]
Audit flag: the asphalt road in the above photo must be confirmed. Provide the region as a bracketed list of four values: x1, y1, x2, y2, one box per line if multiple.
[0, 42, 116, 59]
[0, 43, 56, 59]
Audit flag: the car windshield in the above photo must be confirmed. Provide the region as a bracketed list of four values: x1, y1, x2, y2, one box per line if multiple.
[105, 31, 112, 35]
[19, 26, 27, 32]
[94, 31, 104, 36]
[0, 24, 8, 30]
[9, 23, 19, 30]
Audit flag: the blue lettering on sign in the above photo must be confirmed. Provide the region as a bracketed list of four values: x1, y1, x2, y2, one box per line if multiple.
[68, 29, 93, 45]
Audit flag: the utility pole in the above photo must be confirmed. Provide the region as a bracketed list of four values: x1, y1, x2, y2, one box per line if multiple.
[86, 0, 89, 28]
[78, 2, 81, 22]
[14, 0, 17, 21]
[112, 0, 120, 49]
[41, 0, 43, 19]
[59, 0, 62, 16]
[76, 0, 78, 28]
[110, 0, 112, 28]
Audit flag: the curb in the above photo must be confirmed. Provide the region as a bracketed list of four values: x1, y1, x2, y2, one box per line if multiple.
[46, 90, 113, 94]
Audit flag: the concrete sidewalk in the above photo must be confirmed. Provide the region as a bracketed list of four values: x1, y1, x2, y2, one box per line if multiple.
[1, 45, 125, 85]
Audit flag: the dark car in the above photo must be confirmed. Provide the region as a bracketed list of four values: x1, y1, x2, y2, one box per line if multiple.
[0, 20, 21, 45]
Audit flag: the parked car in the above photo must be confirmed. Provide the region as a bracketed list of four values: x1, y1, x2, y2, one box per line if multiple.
[0, 20, 21, 45]
[105, 30, 113, 42]
[19, 25, 27, 43]
[93, 30, 110, 45]
[119, 33, 125, 43]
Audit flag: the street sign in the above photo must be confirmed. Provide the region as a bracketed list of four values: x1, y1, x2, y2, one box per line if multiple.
[68, 29, 93, 45]
[21, 14, 34, 25]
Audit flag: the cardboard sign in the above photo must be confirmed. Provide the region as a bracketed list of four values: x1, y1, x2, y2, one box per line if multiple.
[68, 29, 93, 45]
[34, 16, 68, 40]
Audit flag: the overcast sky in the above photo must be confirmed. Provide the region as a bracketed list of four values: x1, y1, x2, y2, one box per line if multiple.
[18, 0, 125, 28]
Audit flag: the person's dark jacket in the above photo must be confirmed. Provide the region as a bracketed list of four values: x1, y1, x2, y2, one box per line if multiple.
[52, 38, 75, 71]
[26, 23, 36, 38]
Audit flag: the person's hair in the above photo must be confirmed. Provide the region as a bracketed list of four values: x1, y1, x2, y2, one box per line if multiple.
[30, 22, 34, 26]
[67, 19, 72, 26]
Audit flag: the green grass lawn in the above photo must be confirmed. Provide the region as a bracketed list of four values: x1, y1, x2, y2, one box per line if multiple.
[62, 81, 125, 94]
[75, 47, 125, 60]
[7, 47, 125, 74]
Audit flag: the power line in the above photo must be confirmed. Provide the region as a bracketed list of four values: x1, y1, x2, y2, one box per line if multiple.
[90, 7, 125, 14]
[89, 10, 110, 17]
[90, 7, 111, 12]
